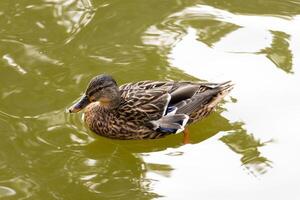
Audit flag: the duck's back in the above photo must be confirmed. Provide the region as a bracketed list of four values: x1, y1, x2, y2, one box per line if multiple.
[119, 80, 232, 122]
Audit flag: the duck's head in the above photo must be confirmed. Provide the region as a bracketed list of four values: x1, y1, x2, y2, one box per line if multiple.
[68, 74, 120, 113]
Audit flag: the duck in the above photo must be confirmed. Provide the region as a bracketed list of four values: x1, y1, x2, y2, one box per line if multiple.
[68, 74, 233, 141]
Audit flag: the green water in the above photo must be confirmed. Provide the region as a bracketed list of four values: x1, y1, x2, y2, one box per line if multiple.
[1, 0, 300, 199]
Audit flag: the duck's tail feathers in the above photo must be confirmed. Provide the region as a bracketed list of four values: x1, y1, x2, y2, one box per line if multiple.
[207, 81, 234, 109]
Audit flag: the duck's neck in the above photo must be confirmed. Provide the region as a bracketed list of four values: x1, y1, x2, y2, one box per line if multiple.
[99, 86, 121, 110]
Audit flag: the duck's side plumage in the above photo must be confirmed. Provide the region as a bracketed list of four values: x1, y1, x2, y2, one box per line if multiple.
[83, 79, 233, 140]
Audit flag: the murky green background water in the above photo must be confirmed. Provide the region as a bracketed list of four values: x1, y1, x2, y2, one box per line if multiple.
[1, 0, 300, 199]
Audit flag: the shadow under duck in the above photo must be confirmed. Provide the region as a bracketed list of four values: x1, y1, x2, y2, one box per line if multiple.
[69, 74, 233, 140]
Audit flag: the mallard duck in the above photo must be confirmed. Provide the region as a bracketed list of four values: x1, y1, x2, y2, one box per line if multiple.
[68, 74, 233, 141]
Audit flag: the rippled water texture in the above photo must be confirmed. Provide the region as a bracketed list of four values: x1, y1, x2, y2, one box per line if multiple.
[1, 0, 300, 199]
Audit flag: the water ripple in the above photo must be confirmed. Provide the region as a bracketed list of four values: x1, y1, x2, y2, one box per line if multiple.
[0, 176, 38, 200]
[47, 0, 96, 44]
[61, 146, 157, 198]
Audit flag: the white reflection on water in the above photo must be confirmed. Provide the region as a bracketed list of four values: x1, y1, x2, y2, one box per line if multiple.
[0, 186, 16, 198]
[2, 54, 27, 74]
[144, 5, 300, 70]
[142, 4, 300, 199]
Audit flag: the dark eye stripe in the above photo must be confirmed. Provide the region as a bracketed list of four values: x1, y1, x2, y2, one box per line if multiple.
[86, 81, 116, 96]
[87, 86, 103, 96]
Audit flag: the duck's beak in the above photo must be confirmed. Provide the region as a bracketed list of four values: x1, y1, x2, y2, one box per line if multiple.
[68, 95, 90, 113]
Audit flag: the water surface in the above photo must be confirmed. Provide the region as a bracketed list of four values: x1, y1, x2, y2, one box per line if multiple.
[1, 0, 300, 199]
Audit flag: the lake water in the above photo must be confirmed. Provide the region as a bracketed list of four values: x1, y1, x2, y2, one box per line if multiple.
[1, 0, 300, 199]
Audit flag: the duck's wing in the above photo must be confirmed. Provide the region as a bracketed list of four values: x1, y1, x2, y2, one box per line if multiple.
[118, 82, 189, 133]
[174, 81, 233, 122]
[119, 81, 168, 93]
[119, 81, 174, 120]
[119, 85, 172, 121]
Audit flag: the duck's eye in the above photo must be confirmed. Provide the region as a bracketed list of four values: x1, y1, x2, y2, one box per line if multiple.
[89, 97, 96, 102]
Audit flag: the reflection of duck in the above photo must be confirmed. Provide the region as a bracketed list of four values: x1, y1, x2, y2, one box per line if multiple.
[69, 74, 233, 140]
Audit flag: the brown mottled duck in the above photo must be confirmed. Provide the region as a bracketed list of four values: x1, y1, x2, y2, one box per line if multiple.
[68, 74, 233, 141]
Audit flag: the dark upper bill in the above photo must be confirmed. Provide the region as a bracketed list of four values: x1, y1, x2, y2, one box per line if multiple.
[68, 95, 90, 113]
